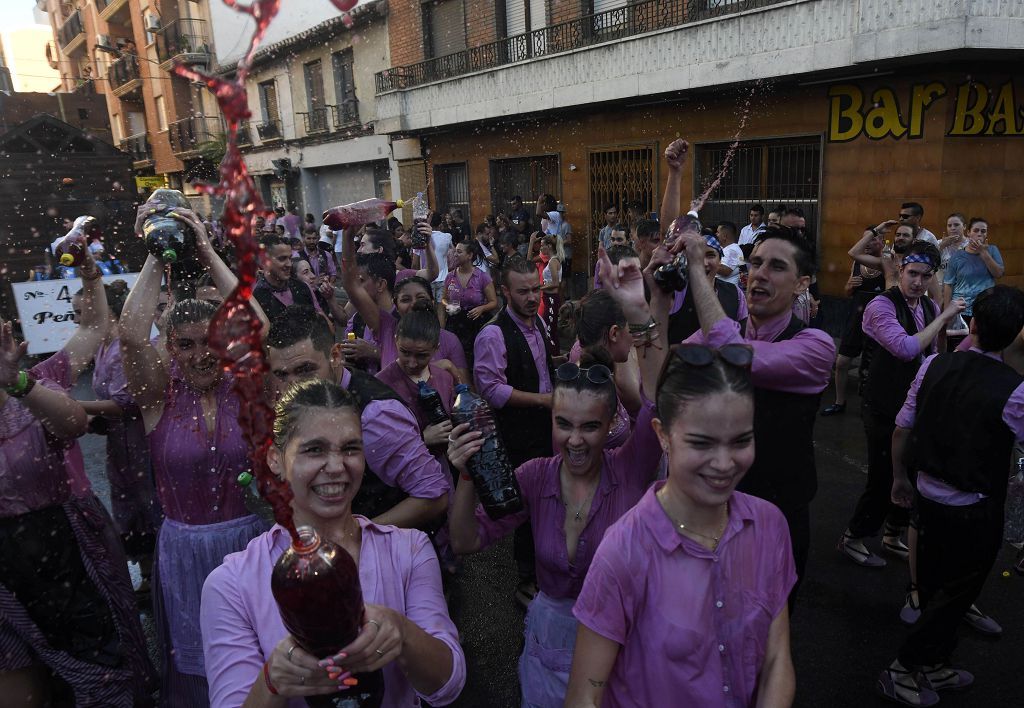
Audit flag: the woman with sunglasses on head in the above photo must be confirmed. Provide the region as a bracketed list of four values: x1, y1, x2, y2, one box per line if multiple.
[447, 336, 664, 706]
[565, 344, 797, 708]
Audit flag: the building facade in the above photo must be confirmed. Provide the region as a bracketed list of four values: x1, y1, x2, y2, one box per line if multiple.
[373, 0, 1024, 296]
[1, 23, 61, 92]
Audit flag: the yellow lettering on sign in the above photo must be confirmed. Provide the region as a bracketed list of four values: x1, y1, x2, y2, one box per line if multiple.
[985, 82, 1023, 135]
[908, 82, 947, 139]
[949, 82, 989, 136]
[864, 89, 907, 139]
[828, 85, 864, 142]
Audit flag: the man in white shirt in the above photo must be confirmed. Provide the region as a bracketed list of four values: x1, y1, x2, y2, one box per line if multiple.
[715, 221, 743, 285]
[900, 201, 938, 246]
[738, 203, 766, 246]
[429, 211, 453, 301]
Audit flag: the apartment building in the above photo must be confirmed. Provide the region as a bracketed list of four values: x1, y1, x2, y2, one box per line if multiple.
[374, 0, 1024, 296]
[43, 0, 223, 212]
[213, 0, 397, 219]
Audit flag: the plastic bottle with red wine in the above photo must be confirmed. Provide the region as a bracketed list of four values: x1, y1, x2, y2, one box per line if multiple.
[272, 525, 385, 708]
[450, 383, 523, 519]
[322, 198, 406, 231]
[52, 215, 102, 267]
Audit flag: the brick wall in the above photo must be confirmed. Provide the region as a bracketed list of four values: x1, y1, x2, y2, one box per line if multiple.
[388, 0, 425, 67]
[465, 0, 499, 50]
[548, 0, 585, 25]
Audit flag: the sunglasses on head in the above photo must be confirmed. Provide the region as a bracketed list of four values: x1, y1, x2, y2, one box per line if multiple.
[555, 362, 613, 385]
[673, 344, 754, 368]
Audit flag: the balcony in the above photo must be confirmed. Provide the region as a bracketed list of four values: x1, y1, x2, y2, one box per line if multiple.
[57, 9, 86, 54]
[299, 107, 330, 136]
[109, 54, 142, 99]
[255, 119, 283, 142]
[72, 79, 96, 95]
[168, 115, 224, 158]
[98, 0, 131, 24]
[333, 100, 360, 128]
[155, 18, 211, 71]
[120, 133, 153, 167]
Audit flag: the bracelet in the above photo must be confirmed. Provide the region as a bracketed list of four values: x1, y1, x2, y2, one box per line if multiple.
[263, 661, 279, 695]
[5, 370, 36, 398]
[627, 317, 657, 334]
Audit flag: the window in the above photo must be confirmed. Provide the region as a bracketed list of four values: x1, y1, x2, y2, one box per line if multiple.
[489, 155, 560, 217]
[154, 95, 168, 131]
[505, 0, 546, 36]
[588, 144, 656, 230]
[423, 0, 466, 59]
[303, 60, 327, 133]
[433, 162, 469, 223]
[258, 80, 279, 124]
[693, 137, 822, 238]
[332, 49, 358, 125]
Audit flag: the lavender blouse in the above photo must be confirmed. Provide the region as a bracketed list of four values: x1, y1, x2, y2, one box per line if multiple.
[442, 268, 492, 310]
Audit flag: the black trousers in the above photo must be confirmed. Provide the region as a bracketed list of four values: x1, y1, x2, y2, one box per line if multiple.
[847, 408, 909, 538]
[899, 493, 1003, 668]
[781, 503, 810, 612]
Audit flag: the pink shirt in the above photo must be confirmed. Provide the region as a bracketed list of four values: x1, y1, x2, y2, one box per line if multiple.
[474, 401, 660, 599]
[685, 312, 834, 395]
[574, 484, 796, 708]
[474, 309, 553, 409]
[201, 520, 466, 707]
[862, 293, 938, 361]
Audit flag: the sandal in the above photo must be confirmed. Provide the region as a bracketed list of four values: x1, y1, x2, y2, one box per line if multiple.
[882, 535, 910, 560]
[838, 532, 887, 568]
[877, 662, 939, 707]
[899, 584, 921, 626]
[922, 664, 974, 692]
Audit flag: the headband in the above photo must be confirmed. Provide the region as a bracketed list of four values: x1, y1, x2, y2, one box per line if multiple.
[704, 234, 724, 256]
[902, 253, 937, 270]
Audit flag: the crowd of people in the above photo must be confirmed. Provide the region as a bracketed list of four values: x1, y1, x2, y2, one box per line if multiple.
[1, 136, 1022, 708]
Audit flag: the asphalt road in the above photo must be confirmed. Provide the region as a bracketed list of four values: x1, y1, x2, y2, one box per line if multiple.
[75, 375, 1023, 707]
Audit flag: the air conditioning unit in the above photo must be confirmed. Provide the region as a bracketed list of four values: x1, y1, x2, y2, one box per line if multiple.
[144, 15, 161, 32]
[95, 34, 113, 50]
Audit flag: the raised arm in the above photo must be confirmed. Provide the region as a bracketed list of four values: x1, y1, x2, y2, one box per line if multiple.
[659, 139, 688, 230]
[118, 255, 168, 429]
[415, 222, 440, 283]
[340, 226, 381, 335]
[63, 251, 109, 383]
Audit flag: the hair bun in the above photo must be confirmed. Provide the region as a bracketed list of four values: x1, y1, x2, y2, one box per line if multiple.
[579, 345, 614, 370]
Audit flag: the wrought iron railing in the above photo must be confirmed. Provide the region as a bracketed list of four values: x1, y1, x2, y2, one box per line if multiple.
[120, 133, 151, 163]
[72, 80, 96, 95]
[168, 115, 223, 156]
[108, 54, 140, 93]
[333, 100, 360, 127]
[376, 0, 787, 93]
[57, 9, 85, 50]
[256, 119, 283, 141]
[155, 18, 211, 66]
[299, 107, 330, 135]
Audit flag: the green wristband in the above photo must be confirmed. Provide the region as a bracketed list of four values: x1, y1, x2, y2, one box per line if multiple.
[5, 370, 28, 396]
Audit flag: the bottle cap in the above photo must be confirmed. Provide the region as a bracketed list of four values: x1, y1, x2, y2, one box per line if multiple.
[454, 383, 470, 394]
[161, 249, 178, 263]
[59, 253, 74, 266]
[347, 332, 356, 341]
[237, 471, 253, 487]
[395, 199, 405, 209]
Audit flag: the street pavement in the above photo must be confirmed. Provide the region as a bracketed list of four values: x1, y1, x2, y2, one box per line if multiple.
[75, 375, 1023, 707]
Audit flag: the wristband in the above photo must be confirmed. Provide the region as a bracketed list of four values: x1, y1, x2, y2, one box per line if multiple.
[460, 473, 472, 482]
[5, 370, 36, 398]
[628, 317, 657, 334]
[263, 661, 279, 695]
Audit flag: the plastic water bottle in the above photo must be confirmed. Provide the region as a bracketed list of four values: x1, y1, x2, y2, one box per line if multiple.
[1005, 458, 1024, 544]
[322, 198, 405, 231]
[946, 312, 969, 338]
[51, 215, 101, 267]
[653, 211, 701, 293]
[272, 525, 385, 707]
[450, 383, 523, 519]
[417, 380, 449, 427]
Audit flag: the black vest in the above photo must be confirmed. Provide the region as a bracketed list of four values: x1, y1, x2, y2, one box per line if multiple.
[851, 262, 885, 307]
[492, 308, 554, 468]
[253, 277, 318, 322]
[739, 316, 821, 511]
[905, 352, 1021, 501]
[862, 289, 937, 422]
[344, 369, 412, 520]
[667, 279, 742, 345]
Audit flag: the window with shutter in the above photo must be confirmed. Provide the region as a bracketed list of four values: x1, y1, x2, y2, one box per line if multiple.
[259, 81, 279, 123]
[505, 0, 526, 36]
[593, 0, 627, 12]
[303, 60, 327, 133]
[332, 49, 358, 125]
[424, 0, 467, 59]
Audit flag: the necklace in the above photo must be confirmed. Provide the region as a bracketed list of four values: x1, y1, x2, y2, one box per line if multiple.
[563, 476, 599, 523]
[666, 498, 730, 551]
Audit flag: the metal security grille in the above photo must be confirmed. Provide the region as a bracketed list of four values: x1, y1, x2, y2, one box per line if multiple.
[588, 145, 656, 232]
[434, 162, 470, 222]
[489, 155, 561, 218]
[694, 137, 822, 235]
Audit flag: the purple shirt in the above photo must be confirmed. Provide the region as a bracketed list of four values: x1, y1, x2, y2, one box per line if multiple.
[92, 338, 136, 409]
[670, 280, 749, 322]
[474, 309, 553, 409]
[281, 213, 302, 237]
[375, 362, 455, 434]
[685, 313, 834, 395]
[339, 368, 450, 500]
[0, 377, 72, 517]
[201, 520, 466, 708]
[474, 401, 660, 599]
[443, 267, 492, 310]
[369, 309, 468, 373]
[573, 485, 796, 708]
[299, 247, 337, 279]
[862, 293, 938, 361]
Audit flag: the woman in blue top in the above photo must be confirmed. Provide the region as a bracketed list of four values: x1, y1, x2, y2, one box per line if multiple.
[943, 217, 1003, 322]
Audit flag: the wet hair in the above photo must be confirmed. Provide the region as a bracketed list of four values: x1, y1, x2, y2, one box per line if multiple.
[457, 238, 482, 264]
[267, 306, 334, 356]
[606, 244, 639, 264]
[902, 202, 924, 218]
[260, 234, 291, 252]
[968, 216, 988, 230]
[166, 298, 217, 337]
[656, 348, 753, 426]
[502, 255, 537, 280]
[104, 280, 129, 318]
[553, 347, 618, 418]
[902, 241, 941, 271]
[972, 285, 1024, 352]
[272, 379, 359, 448]
[394, 275, 434, 304]
[356, 252, 396, 293]
[561, 289, 626, 348]
[755, 226, 816, 277]
[396, 300, 441, 347]
[635, 219, 660, 241]
[362, 227, 396, 261]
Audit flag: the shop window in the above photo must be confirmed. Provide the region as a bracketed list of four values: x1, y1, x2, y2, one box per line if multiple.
[694, 136, 821, 236]
[489, 154, 560, 218]
[423, 0, 466, 59]
[588, 144, 656, 231]
[434, 162, 470, 222]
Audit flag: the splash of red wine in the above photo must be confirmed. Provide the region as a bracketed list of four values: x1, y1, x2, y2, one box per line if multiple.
[694, 80, 763, 211]
[173, 0, 300, 543]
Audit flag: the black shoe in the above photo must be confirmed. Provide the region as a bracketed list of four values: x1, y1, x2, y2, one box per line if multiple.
[821, 403, 846, 416]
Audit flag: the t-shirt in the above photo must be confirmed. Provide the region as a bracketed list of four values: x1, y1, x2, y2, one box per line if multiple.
[916, 227, 939, 247]
[541, 211, 562, 237]
[431, 231, 453, 284]
[944, 245, 1003, 315]
[720, 243, 743, 285]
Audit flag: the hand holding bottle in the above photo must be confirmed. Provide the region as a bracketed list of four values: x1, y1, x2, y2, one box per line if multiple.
[942, 297, 967, 321]
[327, 605, 407, 674]
[265, 635, 346, 697]
[446, 422, 484, 475]
[664, 139, 689, 171]
[423, 419, 453, 447]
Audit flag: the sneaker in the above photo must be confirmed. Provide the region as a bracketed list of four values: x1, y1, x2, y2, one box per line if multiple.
[963, 604, 1002, 636]
[838, 532, 887, 568]
[900, 586, 921, 625]
[882, 535, 910, 560]
[922, 664, 974, 692]
[821, 403, 846, 416]
[878, 662, 940, 706]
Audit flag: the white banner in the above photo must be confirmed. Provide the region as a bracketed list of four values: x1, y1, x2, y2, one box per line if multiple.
[11, 274, 143, 355]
